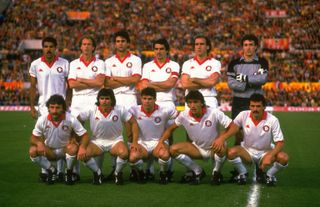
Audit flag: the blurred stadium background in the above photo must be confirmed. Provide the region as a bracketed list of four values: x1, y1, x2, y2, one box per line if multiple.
[0, 0, 319, 110]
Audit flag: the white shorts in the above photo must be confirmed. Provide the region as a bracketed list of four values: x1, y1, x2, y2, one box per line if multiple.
[115, 94, 137, 110]
[241, 142, 274, 164]
[70, 94, 97, 117]
[138, 140, 168, 154]
[192, 142, 212, 159]
[91, 137, 123, 153]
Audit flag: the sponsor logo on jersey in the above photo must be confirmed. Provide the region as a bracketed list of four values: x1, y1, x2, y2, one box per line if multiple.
[112, 64, 116, 67]
[263, 125, 270, 132]
[112, 115, 119, 122]
[126, 62, 132, 68]
[190, 66, 195, 70]
[165, 67, 172, 73]
[205, 120, 212, 127]
[77, 67, 81, 70]
[246, 124, 250, 128]
[57, 67, 63, 73]
[39, 68, 43, 72]
[95, 117, 100, 120]
[62, 125, 69, 131]
[205, 66, 212, 71]
[151, 69, 156, 72]
[92, 66, 98, 72]
[154, 117, 161, 123]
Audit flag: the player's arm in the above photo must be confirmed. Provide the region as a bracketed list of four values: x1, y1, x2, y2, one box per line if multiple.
[227, 61, 247, 92]
[112, 75, 141, 86]
[77, 132, 90, 161]
[146, 77, 178, 92]
[105, 77, 124, 88]
[65, 79, 72, 109]
[76, 74, 105, 88]
[212, 122, 239, 152]
[68, 79, 89, 89]
[180, 74, 202, 90]
[191, 72, 220, 88]
[29, 76, 38, 119]
[30, 134, 46, 156]
[128, 116, 139, 151]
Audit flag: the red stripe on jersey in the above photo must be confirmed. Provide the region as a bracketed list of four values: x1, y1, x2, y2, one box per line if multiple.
[194, 56, 210, 65]
[116, 52, 131, 63]
[41, 56, 58, 68]
[80, 56, 96, 67]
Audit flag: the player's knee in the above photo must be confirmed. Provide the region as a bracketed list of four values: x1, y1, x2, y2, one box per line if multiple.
[169, 146, 177, 157]
[277, 152, 289, 164]
[29, 146, 37, 157]
[227, 148, 238, 159]
[158, 149, 170, 160]
[118, 148, 129, 159]
[66, 144, 78, 156]
[129, 152, 139, 163]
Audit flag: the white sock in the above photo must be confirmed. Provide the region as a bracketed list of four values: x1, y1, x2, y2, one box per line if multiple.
[212, 154, 226, 173]
[228, 157, 247, 175]
[30, 156, 50, 170]
[56, 159, 65, 173]
[146, 156, 154, 174]
[73, 160, 81, 174]
[131, 159, 144, 170]
[41, 168, 47, 174]
[115, 157, 127, 175]
[159, 157, 171, 172]
[175, 154, 202, 175]
[267, 162, 288, 177]
[94, 154, 105, 169]
[65, 154, 76, 170]
[85, 158, 100, 173]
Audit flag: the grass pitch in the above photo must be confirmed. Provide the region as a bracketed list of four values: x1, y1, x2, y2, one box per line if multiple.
[0, 112, 319, 207]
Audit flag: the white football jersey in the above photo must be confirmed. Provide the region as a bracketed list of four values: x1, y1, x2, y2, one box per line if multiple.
[142, 58, 179, 102]
[32, 112, 87, 148]
[79, 105, 132, 141]
[68, 56, 105, 96]
[234, 110, 284, 151]
[182, 56, 221, 97]
[29, 56, 69, 111]
[129, 105, 178, 142]
[175, 107, 232, 150]
[105, 52, 142, 95]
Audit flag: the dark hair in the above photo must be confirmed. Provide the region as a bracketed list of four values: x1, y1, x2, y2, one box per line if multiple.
[193, 35, 211, 53]
[141, 87, 156, 99]
[46, 94, 66, 112]
[153, 38, 170, 52]
[42, 37, 57, 47]
[114, 30, 130, 43]
[241, 34, 259, 46]
[185, 90, 205, 105]
[79, 35, 96, 51]
[249, 93, 266, 106]
[96, 88, 116, 107]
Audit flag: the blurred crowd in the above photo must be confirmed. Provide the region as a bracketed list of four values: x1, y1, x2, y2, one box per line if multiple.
[0, 0, 319, 106]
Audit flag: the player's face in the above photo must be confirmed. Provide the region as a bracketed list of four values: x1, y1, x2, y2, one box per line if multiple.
[249, 101, 265, 120]
[187, 99, 203, 117]
[42, 42, 56, 60]
[141, 95, 156, 112]
[48, 104, 64, 120]
[80, 38, 94, 55]
[115, 36, 129, 53]
[243, 40, 257, 59]
[154, 44, 167, 62]
[194, 38, 208, 57]
[99, 96, 113, 108]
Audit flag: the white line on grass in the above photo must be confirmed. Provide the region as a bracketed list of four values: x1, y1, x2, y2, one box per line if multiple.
[246, 183, 261, 207]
